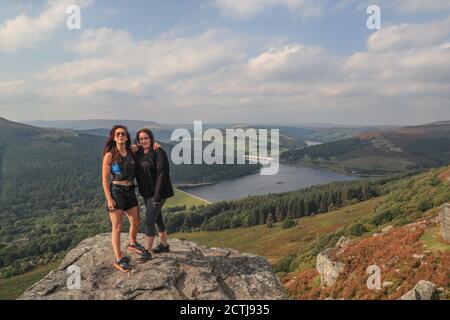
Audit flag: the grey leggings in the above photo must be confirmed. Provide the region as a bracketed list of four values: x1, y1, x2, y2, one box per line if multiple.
[144, 198, 166, 237]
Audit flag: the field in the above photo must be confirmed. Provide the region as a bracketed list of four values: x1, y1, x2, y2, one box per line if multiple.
[165, 188, 210, 208]
[340, 156, 415, 173]
[172, 197, 383, 265]
[420, 225, 450, 253]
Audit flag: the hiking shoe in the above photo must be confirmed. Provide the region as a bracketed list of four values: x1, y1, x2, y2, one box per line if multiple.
[153, 243, 170, 254]
[138, 250, 152, 262]
[114, 257, 131, 273]
[127, 242, 145, 254]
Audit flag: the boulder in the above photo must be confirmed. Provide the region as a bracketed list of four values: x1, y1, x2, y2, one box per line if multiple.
[398, 280, 436, 300]
[19, 233, 287, 300]
[439, 203, 450, 242]
[335, 236, 352, 249]
[316, 248, 344, 287]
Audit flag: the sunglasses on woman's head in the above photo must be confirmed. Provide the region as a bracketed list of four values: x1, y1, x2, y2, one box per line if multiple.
[115, 131, 127, 137]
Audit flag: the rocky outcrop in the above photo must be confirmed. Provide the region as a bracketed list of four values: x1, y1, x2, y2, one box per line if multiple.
[335, 236, 352, 249]
[19, 233, 287, 300]
[398, 280, 437, 300]
[316, 249, 344, 287]
[439, 203, 450, 242]
[316, 237, 350, 287]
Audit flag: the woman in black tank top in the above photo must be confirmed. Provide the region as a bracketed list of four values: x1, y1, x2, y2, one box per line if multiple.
[102, 125, 144, 273]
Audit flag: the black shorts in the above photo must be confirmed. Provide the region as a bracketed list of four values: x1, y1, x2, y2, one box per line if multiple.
[107, 184, 139, 212]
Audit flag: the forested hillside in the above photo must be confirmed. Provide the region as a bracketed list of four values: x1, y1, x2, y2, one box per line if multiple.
[163, 174, 417, 233]
[164, 165, 449, 238]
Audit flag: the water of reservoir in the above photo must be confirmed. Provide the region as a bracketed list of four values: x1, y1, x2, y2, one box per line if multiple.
[179, 162, 358, 202]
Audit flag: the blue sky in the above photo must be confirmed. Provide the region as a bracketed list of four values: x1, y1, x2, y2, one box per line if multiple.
[1, 0, 450, 125]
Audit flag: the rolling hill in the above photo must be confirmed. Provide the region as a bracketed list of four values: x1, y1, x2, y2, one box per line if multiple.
[29, 120, 392, 152]
[24, 119, 160, 131]
[281, 121, 450, 175]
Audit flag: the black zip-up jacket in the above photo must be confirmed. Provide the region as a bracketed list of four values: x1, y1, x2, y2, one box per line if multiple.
[135, 147, 174, 202]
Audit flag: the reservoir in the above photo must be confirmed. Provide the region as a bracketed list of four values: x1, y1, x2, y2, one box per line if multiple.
[179, 163, 358, 202]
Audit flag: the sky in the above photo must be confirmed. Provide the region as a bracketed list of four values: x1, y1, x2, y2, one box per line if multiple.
[0, 0, 449, 125]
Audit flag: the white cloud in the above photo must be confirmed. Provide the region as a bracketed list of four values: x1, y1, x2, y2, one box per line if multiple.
[335, 0, 450, 13]
[368, 16, 450, 52]
[39, 28, 246, 97]
[390, 0, 450, 13]
[64, 27, 133, 55]
[0, 80, 24, 94]
[246, 44, 337, 81]
[214, 0, 323, 19]
[4, 13, 450, 124]
[217, 0, 450, 19]
[155, 16, 450, 123]
[0, 0, 92, 53]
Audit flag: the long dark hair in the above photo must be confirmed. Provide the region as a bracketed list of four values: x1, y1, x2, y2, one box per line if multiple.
[103, 125, 132, 164]
[135, 128, 155, 147]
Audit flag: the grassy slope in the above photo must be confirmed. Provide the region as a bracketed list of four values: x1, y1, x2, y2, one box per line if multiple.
[420, 226, 450, 253]
[0, 259, 62, 300]
[165, 188, 210, 208]
[174, 167, 450, 299]
[173, 197, 383, 265]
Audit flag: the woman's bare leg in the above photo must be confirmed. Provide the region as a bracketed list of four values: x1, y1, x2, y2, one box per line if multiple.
[109, 210, 124, 260]
[158, 231, 169, 246]
[125, 206, 140, 245]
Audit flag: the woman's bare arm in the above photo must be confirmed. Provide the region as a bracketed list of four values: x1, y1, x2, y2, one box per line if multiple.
[102, 152, 113, 202]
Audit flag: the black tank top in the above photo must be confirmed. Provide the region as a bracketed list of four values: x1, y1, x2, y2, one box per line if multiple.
[110, 151, 135, 183]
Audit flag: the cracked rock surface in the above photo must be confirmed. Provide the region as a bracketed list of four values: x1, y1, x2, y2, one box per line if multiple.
[19, 233, 287, 300]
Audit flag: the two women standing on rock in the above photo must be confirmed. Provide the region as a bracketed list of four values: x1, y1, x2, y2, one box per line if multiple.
[101, 125, 174, 272]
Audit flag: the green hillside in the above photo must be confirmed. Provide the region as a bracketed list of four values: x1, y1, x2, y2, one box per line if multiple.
[281, 121, 450, 175]
[0, 259, 62, 300]
[173, 197, 383, 265]
[161, 174, 408, 234]
[172, 166, 450, 299]
[173, 165, 449, 271]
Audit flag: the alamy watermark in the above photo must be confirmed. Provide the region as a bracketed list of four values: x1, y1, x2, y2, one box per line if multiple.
[67, 265, 81, 290]
[367, 5, 381, 30]
[66, 5, 81, 30]
[170, 121, 280, 176]
[366, 265, 381, 290]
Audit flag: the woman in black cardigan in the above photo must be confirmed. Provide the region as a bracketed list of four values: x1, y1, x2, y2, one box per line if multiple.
[134, 128, 174, 261]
